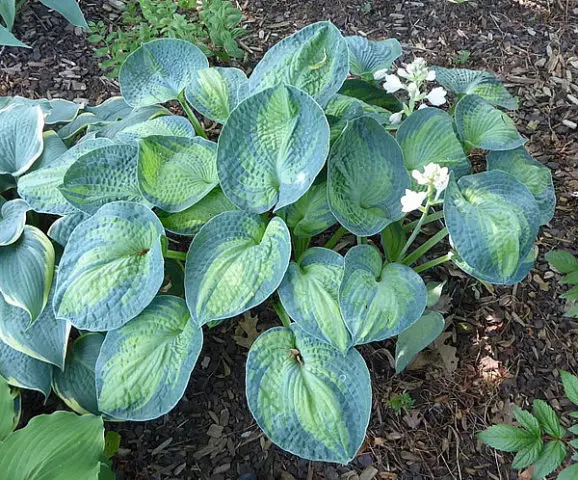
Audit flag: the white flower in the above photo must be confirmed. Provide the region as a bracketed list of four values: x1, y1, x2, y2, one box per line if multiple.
[406, 82, 420, 97]
[418, 103, 429, 110]
[389, 111, 404, 124]
[401, 189, 428, 213]
[398, 58, 429, 83]
[382, 74, 404, 93]
[426, 70, 436, 82]
[426, 87, 447, 106]
[412, 163, 450, 198]
[373, 68, 389, 81]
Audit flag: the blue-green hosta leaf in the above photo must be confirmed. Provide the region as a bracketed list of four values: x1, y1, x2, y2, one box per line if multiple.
[0, 104, 44, 176]
[57, 113, 102, 140]
[325, 94, 391, 126]
[0, 1, 15, 30]
[185, 211, 291, 326]
[0, 24, 28, 48]
[59, 144, 148, 214]
[0, 340, 52, 396]
[432, 67, 518, 110]
[39, 0, 88, 28]
[395, 311, 445, 373]
[185, 67, 249, 124]
[0, 375, 15, 441]
[454, 95, 525, 151]
[53, 334, 103, 415]
[0, 411, 105, 480]
[44, 98, 82, 124]
[47, 212, 90, 247]
[54, 201, 165, 331]
[115, 115, 196, 144]
[0, 198, 29, 246]
[338, 79, 403, 112]
[339, 245, 427, 345]
[120, 38, 209, 107]
[397, 107, 470, 178]
[327, 116, 409, 236]
[157, 187, 237, 236]
[32, 131, 68, 170]
[18, 138, 113, 215]
[444, 171, 541, 284]
[246, 325, 371, 463]
[248, 21, 349, 106]
[96, 295, 203, 420]
[345, 36, 402, 76]
[278, 248, 350, 353]
[138, 136, 218, 213]
[218, 84, 330, 213]
[88, 105, 168, 140]
[0, 226, 54, 322]
[277, 181, 336, 237]
[487, 147, 555, 226]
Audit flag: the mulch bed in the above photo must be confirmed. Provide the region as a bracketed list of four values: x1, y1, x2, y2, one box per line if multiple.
[2, 0, 578, 479]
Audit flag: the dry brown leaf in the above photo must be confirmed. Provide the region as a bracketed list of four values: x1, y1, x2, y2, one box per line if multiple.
[233, 312, 260, 349]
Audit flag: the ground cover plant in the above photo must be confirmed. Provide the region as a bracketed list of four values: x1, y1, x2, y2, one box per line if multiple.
[0, 21, 556, 467]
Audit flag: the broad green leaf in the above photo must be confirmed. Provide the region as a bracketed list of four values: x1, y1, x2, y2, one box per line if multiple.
[562, 271, 578, 285]
[57, 113, 102, 140]
[0, 375, 14, 441]
[478, 425, 537, 452]
[513, 407, 542, 437]
[157, 187, 237, 236]
[561, 370, 578, 407]
[444, 171, 540, 284]
[511, 439, 543, 470]
[54, 201, 165, 331]
[88, 105, 168, 140]
[278, 248, 350, 353]
[0, 104, 43, 176]
[138, 135, 218, 213]
[432, 67, 518, 110]
[0, 411, 105, 480]
[39, 0, 88, 27]
[103, 431, 121, 459]
[533, 399, 565, 439]
[559, 464, 578, 480]
[532, 440, 566, 479]
[454, 94, 525, 151]
[115, 115, 195, 144]
[0, 198, 28, 246]
[0, 24, 28, 48]
[546, 251, 578, 273]
[47, 212, 89, 247]
[185, 67, 249, 123]
[246, 325, 371, 463]
[345, 36, 402, 76]
[248, 21, 349, 106]
[0, 0, 15, 30]
[60, 144, 148, 214]
[338, 78, 403, 112]
[96, 296, 203, 420]
[426, 281, 446, 308]
[395, 311, 445, 373]
[277, 181, 336, 237]
[53, 334, 103, 415]
[120, 38, 209, 107]
[0, 340, 52, 396]
[217, 84, 330, 213]
[44, 98, 82, 124]
[32, 131, 68, 170]
[339, 245, 427, 345]
[327, 116, 409, 236]
[0, 226, 54, 321]
[99, 463, 115, 480]
[397, 107, 470, 178]
[325, 94, 391, 126]
[487, 147, 555, 226]
[185, 211, 291, 326]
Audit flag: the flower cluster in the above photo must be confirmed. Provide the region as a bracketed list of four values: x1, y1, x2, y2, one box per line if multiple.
[401, 163, 450, 213]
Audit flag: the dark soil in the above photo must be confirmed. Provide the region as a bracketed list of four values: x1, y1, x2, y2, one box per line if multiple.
[2, 0, 578, 479]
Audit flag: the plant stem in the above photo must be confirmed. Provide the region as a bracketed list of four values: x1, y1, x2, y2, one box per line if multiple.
[273, 301, 291, 328]
[324, 226, 347, 250]
[402, 227, 449, 266]
[164, 249, 187, 261]
[293, 236, 311, 260]
[403, 210, 444, 231]
[178, 94, 208, 139]
[356, 236, 367, 245]
[397, 205, 429, 261]
[413, 253, 453, 274]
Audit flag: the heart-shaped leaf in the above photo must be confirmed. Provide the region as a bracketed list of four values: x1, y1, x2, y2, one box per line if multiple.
[345, 36, 402, 76]
[444, 171, 541, 284]
[339, 245, 427, 345]
[0, 198, 29, 246]
[327, 116, 409, 236]
[120, 38, 209, 107]
[218, 84, 330, 213]
[0, 340, 52, 397]
[115, 115, 196, 143]
[278, 248, 351, 353]
[246, 325, 371, 463]
[54, 201, 165, 331]
[185, 211, 291, 326]
[138, 135, 218, 213]
[248, 21, 349, 106]
[47, 212, 90, 247]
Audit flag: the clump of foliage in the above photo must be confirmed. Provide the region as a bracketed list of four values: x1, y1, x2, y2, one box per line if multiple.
[0, 22, 555, 464]
[479, 371, 578, 479]
[88, 0, 245, 78]
[387, 392, 414, 415]
[546, 250, 578, 318]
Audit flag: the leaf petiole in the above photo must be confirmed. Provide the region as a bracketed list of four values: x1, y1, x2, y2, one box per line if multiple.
[164, 249, 187, 261]
[402, 227, 449, 266]
[177, 93, 208, 139]
[413, 253, 453, 273]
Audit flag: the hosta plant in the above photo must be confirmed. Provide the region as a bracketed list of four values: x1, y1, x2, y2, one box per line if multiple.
[0, 22, 555, 464]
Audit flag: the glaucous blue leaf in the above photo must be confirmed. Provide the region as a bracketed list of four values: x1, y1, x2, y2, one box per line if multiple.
[44, 98, 82, 124]
[0, 198, 29, 246]
[47, 212, 90, 247]
[0, 25, 28, 48]
[345, 36, 402, 76]
[89, 105, 168, 140]
[39, 0, 88, 28]
[32, 131, 68, 170]
[115, 115, 196, 144]
[338, 79, 403, 112]
[0, 340, 52, 397]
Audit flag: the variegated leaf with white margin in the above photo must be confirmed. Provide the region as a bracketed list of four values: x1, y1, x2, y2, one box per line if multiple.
[0, 226, 54, 322]
[115, 115, 196, 144]
[157, 187, 237, 236]
[443, 170, 540, 284]
[54, 201, 165, 331]
[0, 340, 52, 397]
[18, 138, 114, 215]
[120, 38, 209, 107]
[0, 198, 29, 246]
[432, 67, 518, 110]
[246, 325, 371, 464]
[185, 67, 249, 124]
[138, 135, 218, 213]
[217, 84, 330, 213]
[47, 212, 90, 247]
[327, 116, 409, 236]
[32, 131, 68, 170]
[53, 333, 104, 415]
[345, 36, 402, 76]
[339, 245, 427, 345]
[0, 104, 44, 176]
[454, 94, 525, 151]
[59, 143, 149, 214]
[396, 107, 470, 178]
[487, 147, 555, 226]
[185, 211, 291, 326]
[278, 248, 351, 353]
[96, 295, 203, 420]
[248, 21, 349, 107]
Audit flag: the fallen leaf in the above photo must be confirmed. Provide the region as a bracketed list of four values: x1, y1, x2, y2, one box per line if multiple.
[233, 312, 260, 349]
